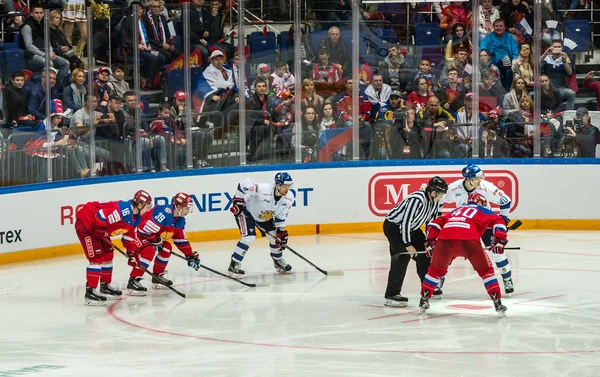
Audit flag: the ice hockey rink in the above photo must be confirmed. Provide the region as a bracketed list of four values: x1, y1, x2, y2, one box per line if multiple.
[1, 230, 598, 377]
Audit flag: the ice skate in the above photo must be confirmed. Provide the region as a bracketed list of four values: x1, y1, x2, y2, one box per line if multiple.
[503, 278, 514, 297]
[85, 286, 107, 306]
[152, 273, 173, 289]
[432, 276, 445, 299]
[127, 277, 148, 296]
[418, 294, 430, 313]
[494, 299, 507, 318]
[99, 283, 122, 300]
[228, 260, 245, 278]
[384, 294, 408, 307]
[273, 257, 292, 273]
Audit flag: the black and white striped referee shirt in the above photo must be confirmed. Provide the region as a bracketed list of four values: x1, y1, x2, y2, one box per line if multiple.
[385, 190, 440, 245]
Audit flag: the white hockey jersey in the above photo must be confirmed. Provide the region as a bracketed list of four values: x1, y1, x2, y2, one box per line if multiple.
[234, 178, 294, 228]
[440, 179, 512, 217]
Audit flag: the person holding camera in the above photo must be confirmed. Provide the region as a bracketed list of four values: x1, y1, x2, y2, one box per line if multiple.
[480, 128, 508, 158]
[563, 108, 599, 158]
[541, 39, 575, 110]
[389, 107, 421, 160]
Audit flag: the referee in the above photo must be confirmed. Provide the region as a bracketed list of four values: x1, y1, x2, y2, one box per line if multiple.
[383, 176, 448, 307]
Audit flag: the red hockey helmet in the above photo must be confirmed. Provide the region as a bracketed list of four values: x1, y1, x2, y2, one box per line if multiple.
[173, 192, 193, 208]
[467, 192, 487, 207]
[133, 190, 152, 205]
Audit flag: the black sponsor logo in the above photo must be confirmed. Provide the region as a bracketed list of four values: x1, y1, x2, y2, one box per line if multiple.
[0, 229, 22, 244]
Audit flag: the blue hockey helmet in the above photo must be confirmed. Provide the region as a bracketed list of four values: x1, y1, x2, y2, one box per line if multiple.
[274, 172, 293, 186]
[462, 164, 484, 179]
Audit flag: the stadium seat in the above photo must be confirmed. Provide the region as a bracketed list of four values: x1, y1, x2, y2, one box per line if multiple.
[191, 66, 203, 91]
[414, 23, 441, 46]
[279, 31, 290, 50]
[249, 35, 277, 63]
[167, 69, 185, 98]
[563, 20, 591, 53]
[310, 31, 329, 52]
[173, 35, 183, 53]
[4, 48, 24, 78]
[0, 50, 5, 80]
[0, 43, 18, 50]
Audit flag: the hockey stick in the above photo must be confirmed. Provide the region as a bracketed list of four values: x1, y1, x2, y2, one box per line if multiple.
[169, 251, 269, 288]
[254, 223, 344, 276]
[109, 241, 203, 299]
[402, 246, 521, 256]
[508, 220, 523, 231]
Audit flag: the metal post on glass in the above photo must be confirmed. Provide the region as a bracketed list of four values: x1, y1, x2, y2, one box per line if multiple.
[133, 3, 142, 173]
[43, 9, 52, 182]
[87, 6, 97, 177]
[351, 0, 360, 161]
[238, 0, 247, 166]
[183, 2, 193, 169]
[293, 0, 302, 163]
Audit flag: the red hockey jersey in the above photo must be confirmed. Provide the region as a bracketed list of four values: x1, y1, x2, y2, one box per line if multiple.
[137, 204, 193, 256]
[427, 204, 507, 242]
[76, 200, 140, 251]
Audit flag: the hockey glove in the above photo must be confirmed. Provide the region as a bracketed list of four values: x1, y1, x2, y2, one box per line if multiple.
[491, 237, 508, 254]
[127, 250, 140, 268]
[186, 252, 201, 270]
[149, 235, 164, 248]
[425, 239, 436, 258]
[229, 197, 245, 217]
[275, 228, 289, 249]
[92, 226, 108, 241]
[500, 215, 510, 226]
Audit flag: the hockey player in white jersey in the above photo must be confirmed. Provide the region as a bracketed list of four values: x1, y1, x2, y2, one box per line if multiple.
[227, 172, 295, 276]
[439, 164, 515, 296]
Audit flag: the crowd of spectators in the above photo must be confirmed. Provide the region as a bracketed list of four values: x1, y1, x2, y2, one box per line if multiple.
[1, 0, 600, 185]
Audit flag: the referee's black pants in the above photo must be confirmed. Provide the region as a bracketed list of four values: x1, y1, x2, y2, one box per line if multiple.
[383, 219, 430, 298]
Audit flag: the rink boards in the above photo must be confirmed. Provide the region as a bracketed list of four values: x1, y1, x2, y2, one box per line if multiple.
[0, 160, 598, 263]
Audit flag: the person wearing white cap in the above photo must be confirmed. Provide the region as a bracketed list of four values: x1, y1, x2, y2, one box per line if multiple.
[194, 49, 239, 129]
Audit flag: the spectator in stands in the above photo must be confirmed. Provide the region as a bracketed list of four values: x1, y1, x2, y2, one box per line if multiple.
[511, 44, 534, 93]
[186, 0, 210, 67]
[94, 67, 113, 111]
[195, 49, 239, 133]
[28, 69, 59, 121]
[318, 26, 350, 76]
[436, 67, 465, 114]
[121, 3, 166, 90]
[479, 68, 505, 114]
[107, 64, 131, 99]
[286, 25, 316, 78]
[454, 92, 484, 157]
[62, 68, 87, 114]
[445, 23, 472, 62]
[251, 64, 271, 94]
[540, 74, 563, 114]
[231, 51, 251, 99]
[503, 77, 528, 116]
[120, 90, 154, 171]
[311, 48, 343, 101]
[441, 47, 472, 90]
[269, 61, 295, 98]
[439, 2, 470, 37]
[145, 0, 180, 64]
[318, 102, 343, 130]
[406, 77, 435, 112]
[542, 0, 561, 46]
[500, 0, 532, 33]
[541, 39, 575, 111]
[479, 129, 508, 158]
[2, 71, 34, 136]
[71, 93, 112, 164]
[583, 70, 600, 111]
[301, 78, 324, 117]
[312, 0, 350, 22]
[408, 58, 438, 94]
[564, 107, 599, 158]
[289, 105, 319, 151]
[20, 4, 70, 88]
[479, 49, 499, 80]
[204, 0, 236, 60]
[389, 106, 421, 160]
[49, 10, 84, 71]
[480, 18, 519, 91]
[365, 74, 391, 118]
[246, 78, 277, 162]
[378, 43, 412, 95]
[62, 0, 88, 58]
[476, 0, 500, 39]
[273, 91, 295, 127]
[4, 0, 28, 14]
[336, 78, 373, 158]
[97, 94, 127, 141]
[415, 96, 456, 159]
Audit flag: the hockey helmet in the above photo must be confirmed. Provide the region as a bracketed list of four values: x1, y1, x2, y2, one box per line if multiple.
[274, 172, 293, 186]
[462, 164, 484, 179]
[172, 192, 193, 208]
[133, 190, 152, 205]
[426, 176, 448, 194]
[467, 192, 488, 207]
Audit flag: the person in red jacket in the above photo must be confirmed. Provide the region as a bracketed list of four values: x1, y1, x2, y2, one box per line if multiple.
[583, 70, 600, 111]
[75, 190, 152, 306]
[419, 191, 509, 317]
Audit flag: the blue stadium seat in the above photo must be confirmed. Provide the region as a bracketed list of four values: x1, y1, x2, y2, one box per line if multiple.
[167, 69, 185, 98]
[310, 31, 329, 51]
[249, 35, 277, 62]
[279, 31, 290, 50]
[0, 43, 18, 50]
[173, 35, 183, 53]
[191, 66, 203, 91]
[4, 48, 24, 78]
[0, 50, 5, 80]
[414, 23, 441, 46]
[563, 20, 591, 52]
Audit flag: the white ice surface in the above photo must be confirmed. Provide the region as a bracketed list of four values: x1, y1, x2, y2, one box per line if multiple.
[1, 230, 599, 377]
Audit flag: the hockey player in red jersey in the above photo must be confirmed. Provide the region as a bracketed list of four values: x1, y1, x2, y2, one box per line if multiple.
[419, 192, 509, 317]
[75, 190, 153, 306]
[126, 192, 199, 296]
